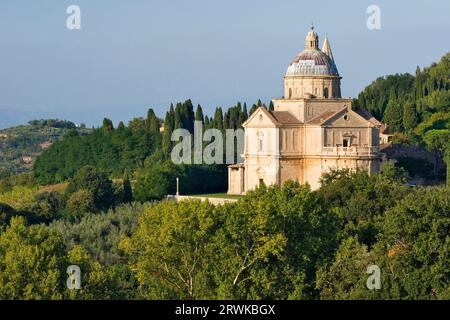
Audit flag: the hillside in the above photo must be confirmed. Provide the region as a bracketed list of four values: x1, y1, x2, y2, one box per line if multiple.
[356, 53, 449, 136]
[356, 53, 450, 181]
[32, 100, 252, 184]
[0, 119, 91, 177]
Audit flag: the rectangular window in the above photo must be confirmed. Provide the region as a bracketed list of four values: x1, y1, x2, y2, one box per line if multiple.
[343, 139, 349, 147]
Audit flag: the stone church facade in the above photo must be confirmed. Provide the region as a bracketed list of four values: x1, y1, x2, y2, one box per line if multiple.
[228, 27, 383, 194]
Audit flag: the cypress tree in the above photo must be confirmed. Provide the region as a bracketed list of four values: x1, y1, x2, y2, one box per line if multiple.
[383, 90, 404, 133]
[204, 116, 211, 130]
[117, 121, 126, 131]
[243, 103, 248, 120]
[146, 108, 160, 134]
[102, 118, 114, 132]
[162, 104, 175, 155]
[123, 171, 133, 203]
[195, 104, 204, 123]
[213, 107, 224, 131]
[403, 101, 418, 132]
[224, 111, 230, 129]
[237, 102, 242, 112]
[174, 102, 182, 129]
[184, 99, 195, 133]
[249, 104, 258, 116]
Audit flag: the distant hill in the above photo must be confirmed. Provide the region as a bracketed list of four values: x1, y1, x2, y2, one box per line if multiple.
[0, 109, 39, 130]
[0, 119, 91, 177]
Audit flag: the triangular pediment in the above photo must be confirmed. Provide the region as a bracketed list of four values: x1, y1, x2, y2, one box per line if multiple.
[242, 107, 280, 128]
[321, 107, 375, 127]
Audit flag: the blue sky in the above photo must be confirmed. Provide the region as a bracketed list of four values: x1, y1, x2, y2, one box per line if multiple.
[0, 0, 449, 128]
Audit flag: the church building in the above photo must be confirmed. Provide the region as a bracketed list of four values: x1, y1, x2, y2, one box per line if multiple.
[228, 26, 383, 194]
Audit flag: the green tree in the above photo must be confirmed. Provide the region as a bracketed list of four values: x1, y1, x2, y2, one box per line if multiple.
[133, 157, 181, 201]
[162, 105, 175, 155]
[66, 245, 136, 300]
[123, 181, 338, 300]
[31, 191, 65, 221]
[380, 162, 409, 183]
[146, 108, 160, 134]
[316, 176, 449, 300]
[120, 200, 218, 299]
[0, 217, 66, 299]
[0, 186, 37, 212]
[122, 172, 133, 203]
[66, 166, 114, 211]
[316, 237, 382, 299]
[380, 187, 450, 299]
[66, 189, 97, 217]
[48, 202, 144, 266]
[423, 129, 450, 179]
[403, 101, 418, 131]
[318, 168, 410, 247]
[213, 107, 224, 130]
[356, 73, 414, 119]
[102, 118, 114, 132]
[195, 104, 204, 122]
[242, 103, 248, 120]
[212, 181, 338, 299]
[382, 89, 404, 132]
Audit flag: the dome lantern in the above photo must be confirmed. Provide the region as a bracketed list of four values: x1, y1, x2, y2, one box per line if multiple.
[305, 23, 319, 49]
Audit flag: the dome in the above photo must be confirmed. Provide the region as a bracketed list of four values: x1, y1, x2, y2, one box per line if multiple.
[283, 27, 342, 99]
[286, 49, 339, 76]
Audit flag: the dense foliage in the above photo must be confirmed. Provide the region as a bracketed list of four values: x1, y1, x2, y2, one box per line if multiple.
[356, 53, 449, 183]
[1, 167, 447, 300]
[33, 99, 265, 198]
[357, 53, 449, 130]
[0, 167, 132, 224]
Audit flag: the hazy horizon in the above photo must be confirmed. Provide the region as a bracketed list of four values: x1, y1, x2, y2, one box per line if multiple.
[1, 0, 449, 129]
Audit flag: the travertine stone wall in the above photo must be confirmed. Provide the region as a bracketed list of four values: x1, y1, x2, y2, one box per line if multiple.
[284, 76, 341, 99]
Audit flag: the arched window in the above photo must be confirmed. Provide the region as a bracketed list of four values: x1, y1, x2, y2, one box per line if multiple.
[324, 88, 329, 98]
[288, 88, 292, 99]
